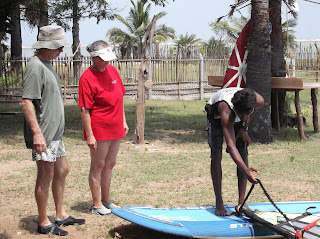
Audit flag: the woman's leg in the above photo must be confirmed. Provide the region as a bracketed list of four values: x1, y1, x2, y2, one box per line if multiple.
[101, 139, 121, 204]
[89, 141, 110, 207]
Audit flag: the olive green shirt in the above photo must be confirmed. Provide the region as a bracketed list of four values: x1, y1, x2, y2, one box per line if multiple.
[22, 56, 65, 149]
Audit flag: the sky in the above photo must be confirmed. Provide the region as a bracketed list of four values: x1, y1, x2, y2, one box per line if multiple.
[19, 0, 320, 47]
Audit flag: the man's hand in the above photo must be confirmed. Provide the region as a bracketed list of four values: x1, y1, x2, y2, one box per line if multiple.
[236, 129, 251, 148]
[33, 132, 46, 154]
[245, 167, 259, 184]
[87, 135, 97, 150]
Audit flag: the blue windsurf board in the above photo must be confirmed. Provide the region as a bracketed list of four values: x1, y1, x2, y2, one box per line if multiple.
[112, 201, 320, 238]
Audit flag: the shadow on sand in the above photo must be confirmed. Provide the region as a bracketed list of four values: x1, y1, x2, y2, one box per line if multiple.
[109, 223, 188, 239]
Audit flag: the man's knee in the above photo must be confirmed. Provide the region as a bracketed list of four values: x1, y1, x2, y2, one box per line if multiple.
[37, 161, 55, 180]
[54, 157, 70, 178]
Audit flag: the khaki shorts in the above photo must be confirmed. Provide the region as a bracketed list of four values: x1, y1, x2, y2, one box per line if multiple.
[32, 139, 66, 162]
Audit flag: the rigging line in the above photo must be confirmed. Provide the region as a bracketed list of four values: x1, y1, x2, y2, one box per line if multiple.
[230, 0, 250, 9]
[237, 3, 251, 11]
[217, 1, 250, 22]
[257, 179, 300, 231]
[228, 3, 251, 16]
[302, 0, 320, 4]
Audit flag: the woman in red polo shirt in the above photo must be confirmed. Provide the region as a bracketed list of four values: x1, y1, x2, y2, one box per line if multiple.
[78, 40, 129, 215]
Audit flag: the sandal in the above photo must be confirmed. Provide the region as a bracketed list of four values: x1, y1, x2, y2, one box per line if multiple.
[103, 202, 121, 209]
[55, 216, 86, 226]
[37, 223, 68, 236]
[91, 205, 111, 215]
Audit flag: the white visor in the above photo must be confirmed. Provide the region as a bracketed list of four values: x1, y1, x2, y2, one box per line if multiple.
[90, 47, 117, 61]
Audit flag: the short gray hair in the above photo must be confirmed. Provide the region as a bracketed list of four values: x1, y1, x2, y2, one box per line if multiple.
[86, 40, 109, 53]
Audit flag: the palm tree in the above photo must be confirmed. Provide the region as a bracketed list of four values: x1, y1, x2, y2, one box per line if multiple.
[212, 15, 297, 50]
[153, 25, 176, 58]
[210, 15, 249, 42]
[282, 19, 298, 52]
[204, 36, 230, 59]
[107, 0, 175, 59]
[246, 0, 272, 143]
[174, 33, 201, 59]
[219, 0, 298, 140]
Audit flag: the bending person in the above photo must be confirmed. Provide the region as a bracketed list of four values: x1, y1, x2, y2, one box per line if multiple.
[206, 87, 264, 216]
[78, 40, 129, 216]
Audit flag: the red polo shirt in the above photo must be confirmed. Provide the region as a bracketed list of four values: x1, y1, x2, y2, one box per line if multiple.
[78, 65, 126, 140]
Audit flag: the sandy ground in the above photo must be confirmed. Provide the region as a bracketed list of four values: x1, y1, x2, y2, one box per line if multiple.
[0, 138, 186, 239]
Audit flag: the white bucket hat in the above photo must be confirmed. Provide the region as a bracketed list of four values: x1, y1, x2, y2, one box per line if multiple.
[90, 47, 117, 61]
[32, 25, 70, 50]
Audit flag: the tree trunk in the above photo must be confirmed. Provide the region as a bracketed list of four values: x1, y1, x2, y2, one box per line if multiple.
[270, 0, 286, 129]
[37, 0, 48, 42]
[0, 33, 3, 59]
[135, 15, 159, 144]
[39, 0, 48, 28]
[72, 0, 81, 83]
[10, 6, 22, 80]
[246, 0, 272, 143]
[155, 42, 160, 59]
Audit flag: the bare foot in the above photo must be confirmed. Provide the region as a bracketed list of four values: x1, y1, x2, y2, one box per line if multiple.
[215, 205, 230, 216]
[242, 203, 253, 211]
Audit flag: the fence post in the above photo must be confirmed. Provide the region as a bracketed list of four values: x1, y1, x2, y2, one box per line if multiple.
[147, 61, 152, 100]
[199, 53, 204, 100]
[292, 56, 295, 77]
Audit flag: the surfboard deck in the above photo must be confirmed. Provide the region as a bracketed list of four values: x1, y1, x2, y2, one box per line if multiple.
[112, 201, 320, 238]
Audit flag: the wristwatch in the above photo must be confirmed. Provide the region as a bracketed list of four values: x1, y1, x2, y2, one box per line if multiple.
[241, 121, 248, 131]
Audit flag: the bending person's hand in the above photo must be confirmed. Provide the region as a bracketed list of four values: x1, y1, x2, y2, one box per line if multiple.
[246, 167, 259, 184]
[236, 129, 251, 148]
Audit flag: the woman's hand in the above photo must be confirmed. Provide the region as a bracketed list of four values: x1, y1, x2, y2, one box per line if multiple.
[87, 135, 97, 150]
[124, 121, 129, 134]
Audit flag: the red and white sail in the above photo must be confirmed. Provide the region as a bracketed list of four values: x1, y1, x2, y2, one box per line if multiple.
[222, 20, 251, 89]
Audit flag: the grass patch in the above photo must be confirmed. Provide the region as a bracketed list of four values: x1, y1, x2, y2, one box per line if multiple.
[1, 99, 320, 238]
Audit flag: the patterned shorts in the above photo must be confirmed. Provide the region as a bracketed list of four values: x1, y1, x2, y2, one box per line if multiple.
[32, 139, 66, 162]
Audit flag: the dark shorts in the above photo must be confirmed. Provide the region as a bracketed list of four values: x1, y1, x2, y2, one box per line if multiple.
[207, 119, 248, 158]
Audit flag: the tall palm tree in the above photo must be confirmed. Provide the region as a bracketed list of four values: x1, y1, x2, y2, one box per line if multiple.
[212, 15, 297, 50]
[204, 36, 230, 59]
[220, 0, 298, 141]
[174, 33, 201, 59]
[210, 15, 249, 42]
[270, 0, 287, 130]
[282, 19, 298, 52]
[246, 0, 272, 143]
[153, 25, 176, 58]
[107, 0, 175, 59]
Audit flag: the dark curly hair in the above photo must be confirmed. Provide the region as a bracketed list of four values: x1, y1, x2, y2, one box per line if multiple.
[231, 88, 256, 115]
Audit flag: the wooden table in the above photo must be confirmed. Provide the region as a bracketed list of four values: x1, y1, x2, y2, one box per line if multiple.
[208, 76, 320, 140]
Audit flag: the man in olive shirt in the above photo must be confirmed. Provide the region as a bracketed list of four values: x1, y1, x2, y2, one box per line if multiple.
[22, 25, 85, 236]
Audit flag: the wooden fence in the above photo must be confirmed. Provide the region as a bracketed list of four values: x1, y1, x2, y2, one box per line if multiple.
[0, 56, 229, 89]
[0, 53, 319, 104]
[0, 56, 229, 104]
